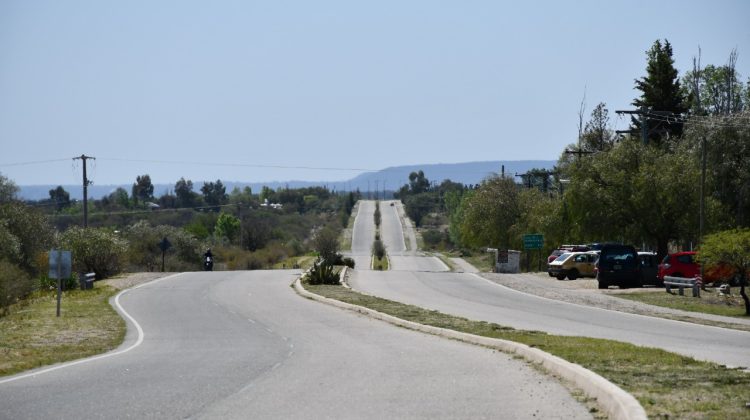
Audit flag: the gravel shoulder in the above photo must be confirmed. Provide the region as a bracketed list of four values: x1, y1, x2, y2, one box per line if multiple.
[101, 272, 177, 290]
[478, 271, 750, 331]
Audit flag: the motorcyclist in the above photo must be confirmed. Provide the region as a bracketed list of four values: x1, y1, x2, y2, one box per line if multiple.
[204, 248, 214, 271]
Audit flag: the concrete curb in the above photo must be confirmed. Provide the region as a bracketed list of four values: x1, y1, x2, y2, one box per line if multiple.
[294, 278, 647, 420]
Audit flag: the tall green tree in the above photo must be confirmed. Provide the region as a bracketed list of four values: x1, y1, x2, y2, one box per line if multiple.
[459, 176, 520, 249]
[581, 103, 616, 152]
[0, 173, 19, 203]
[684, 111, 750, 227]
[566, 139, 701, 258]
[132, 174, 154, 205]
[174, 177, 198, 208]
[201, 180, 227, 208]
[48, 186, 71, 211]
[632, 39, 687, 145]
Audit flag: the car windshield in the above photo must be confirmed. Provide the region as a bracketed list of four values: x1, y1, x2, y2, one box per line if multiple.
[554, 253, 572, 262]
[602, 248, 636, 263]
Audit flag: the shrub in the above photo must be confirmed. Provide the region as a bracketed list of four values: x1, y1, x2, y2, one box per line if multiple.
[124, 221, 202, 272]
[306, 259, 339, 285]
[58, 227, 127, 279]
[422, 228, 446, 250]
[372, 240, 386, 260]
[0, 260, 37, 315]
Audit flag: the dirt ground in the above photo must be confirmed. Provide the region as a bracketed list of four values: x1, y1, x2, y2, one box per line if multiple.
[101, 272, 177, 290]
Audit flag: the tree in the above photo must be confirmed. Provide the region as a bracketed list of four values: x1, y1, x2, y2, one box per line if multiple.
[403, 193, 436, 227]
[632, 39, 687, 146]
[581, 103, 617, 152]
[566, 139, 701, 259]
[201, 180, 227, 208]
[684, 111, 750, 227]
[459, 176, 521, 249]
[132, 174, 154, 205]
[0, 173, 19, 203]
[0, 201, 54, 275]
[215, 212, 241, 244]
[174, 177, 198, 208]
[683, 49, 747, 116]
[697, 228, 750, 315]
[313, 226, 340, 264]
[48, 186, 71, 211]
[408, 170, 430, 194]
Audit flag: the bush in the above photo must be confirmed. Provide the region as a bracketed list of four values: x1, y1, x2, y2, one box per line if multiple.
[372, 240, 386, 260]
[422, 228, 447, 250]
[58, 227, 127, 279]
[306, 259, 339, 285]
[0, 260, 37, 316]
[124, 221, 202, 272]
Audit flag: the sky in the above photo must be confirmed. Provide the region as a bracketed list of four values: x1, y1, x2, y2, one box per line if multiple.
[1, 0, 748, 187]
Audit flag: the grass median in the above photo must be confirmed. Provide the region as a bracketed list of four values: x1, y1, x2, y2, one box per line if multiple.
[304, 282, 750, 419]
[0, 285, 125, 377]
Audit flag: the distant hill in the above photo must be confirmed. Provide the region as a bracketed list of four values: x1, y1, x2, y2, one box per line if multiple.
[18, 160, 556, 200]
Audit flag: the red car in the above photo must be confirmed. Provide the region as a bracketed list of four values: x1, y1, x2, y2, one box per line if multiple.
[658, 251, 735, 283]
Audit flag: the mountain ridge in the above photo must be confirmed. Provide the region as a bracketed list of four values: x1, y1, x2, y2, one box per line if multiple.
[17, 160, 556, 200]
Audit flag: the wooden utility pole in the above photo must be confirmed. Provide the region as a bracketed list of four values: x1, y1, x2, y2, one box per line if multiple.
[73, 155, 95, 227]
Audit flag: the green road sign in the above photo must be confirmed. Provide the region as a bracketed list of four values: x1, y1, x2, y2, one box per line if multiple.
[522, 234, 544, 250]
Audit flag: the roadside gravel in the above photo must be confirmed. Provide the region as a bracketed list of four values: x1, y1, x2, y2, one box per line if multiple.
[102, 272, 176, 290]
[479, 271, 750, 331]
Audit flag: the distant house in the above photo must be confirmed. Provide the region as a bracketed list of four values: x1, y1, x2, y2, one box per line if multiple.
[260, 198, 283, 209]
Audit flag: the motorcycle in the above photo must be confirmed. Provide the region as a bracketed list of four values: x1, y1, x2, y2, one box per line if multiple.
[204, 255, 213, 271]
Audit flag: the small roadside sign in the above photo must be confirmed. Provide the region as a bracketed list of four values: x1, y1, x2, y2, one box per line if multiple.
[522, 234, 544, 250]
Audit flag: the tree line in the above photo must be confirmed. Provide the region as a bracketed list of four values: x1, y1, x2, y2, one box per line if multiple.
[401, 39, 750, 264]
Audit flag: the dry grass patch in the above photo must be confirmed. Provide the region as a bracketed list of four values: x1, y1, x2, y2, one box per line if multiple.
[0, 285, 124, 377]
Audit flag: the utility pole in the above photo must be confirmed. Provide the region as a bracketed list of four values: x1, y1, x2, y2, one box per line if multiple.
[564, 148, 594, 160]
[515, 170, 556, 192]
[73, 155, 95, 227]
[615, 107, 649, 145]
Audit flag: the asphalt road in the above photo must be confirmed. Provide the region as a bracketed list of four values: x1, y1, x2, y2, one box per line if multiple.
[0, 271, 591, 419]
[348, 202, 750, 369]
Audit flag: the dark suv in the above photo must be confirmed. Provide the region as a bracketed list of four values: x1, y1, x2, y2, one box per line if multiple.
[596, 244, 641, 289]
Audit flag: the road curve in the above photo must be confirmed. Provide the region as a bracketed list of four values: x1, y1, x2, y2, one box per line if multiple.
[349, 201, 750, 369]
[0, 271, 591, 419]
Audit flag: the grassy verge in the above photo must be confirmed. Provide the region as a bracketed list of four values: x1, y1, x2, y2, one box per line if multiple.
[274, 255, 317, 270]
[0, 285, 125, 377]
[615, 290, 749, 318]
[461, 252, 495, 273]
[303, 282, 750, 419]
[372, 256, 389, 271]
[432, 253, 457, 271]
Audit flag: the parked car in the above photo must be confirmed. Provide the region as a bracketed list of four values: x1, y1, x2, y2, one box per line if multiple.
[638, 252, 660, 286]
[596, 244, 641, 289]
[547, 245, 589, 264]
[657, 251, 736, 284]
[548, 251, 597, 280]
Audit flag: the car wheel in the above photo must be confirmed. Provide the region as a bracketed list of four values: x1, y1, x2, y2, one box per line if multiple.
[598, 281, 608, 289]
[556, 274, 566, 280]
[568, 269, 578, 280]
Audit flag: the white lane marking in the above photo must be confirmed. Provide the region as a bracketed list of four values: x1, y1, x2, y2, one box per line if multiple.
[0, 273, 184, 385]
[247, 318, 256, 324]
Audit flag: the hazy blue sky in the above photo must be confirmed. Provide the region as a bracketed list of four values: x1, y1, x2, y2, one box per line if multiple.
[1, 1, 748, 186]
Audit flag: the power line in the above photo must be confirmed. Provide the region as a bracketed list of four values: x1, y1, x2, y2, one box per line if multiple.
[0, 158, 71, 167]
[96, 158, 378, 173]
